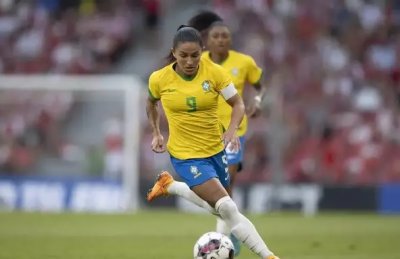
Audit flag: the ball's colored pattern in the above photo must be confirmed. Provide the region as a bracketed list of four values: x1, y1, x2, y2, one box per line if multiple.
[193, 232, 235, 259]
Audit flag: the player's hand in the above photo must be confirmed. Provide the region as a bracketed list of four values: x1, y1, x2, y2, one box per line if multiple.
[247, 95, 262, 118]
[222, 131, 240, 153]
[151, 134, 166, 153]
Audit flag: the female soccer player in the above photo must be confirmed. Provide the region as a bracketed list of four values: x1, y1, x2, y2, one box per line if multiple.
[146, 26, 279, 259]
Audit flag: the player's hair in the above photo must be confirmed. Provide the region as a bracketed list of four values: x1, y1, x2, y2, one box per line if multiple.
[188, 10, 223, 33]
[165, 25, 203, 64]
[208, 21, 228, 29]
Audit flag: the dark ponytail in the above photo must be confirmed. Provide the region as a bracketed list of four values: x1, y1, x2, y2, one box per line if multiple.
[164, 25, 203, 65]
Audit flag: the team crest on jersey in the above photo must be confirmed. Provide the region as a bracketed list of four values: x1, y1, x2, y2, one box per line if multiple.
[231, 68, 239, 76]
[201, 80, 211, 92]
[190, 166, 202, 179]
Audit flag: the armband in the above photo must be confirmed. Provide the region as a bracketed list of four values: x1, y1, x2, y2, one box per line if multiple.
[221, 83, 237, 100]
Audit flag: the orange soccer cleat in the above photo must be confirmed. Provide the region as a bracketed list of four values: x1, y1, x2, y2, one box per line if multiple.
[146, 171, 174, 202]
[266, 255, 280, 259]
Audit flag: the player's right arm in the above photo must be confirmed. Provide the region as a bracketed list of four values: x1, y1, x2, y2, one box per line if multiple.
[223, 92, 245, 153]
[146, 72, 166, 153]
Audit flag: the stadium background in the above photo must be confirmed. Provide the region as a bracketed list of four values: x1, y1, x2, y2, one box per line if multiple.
[0, 0, 400, 258]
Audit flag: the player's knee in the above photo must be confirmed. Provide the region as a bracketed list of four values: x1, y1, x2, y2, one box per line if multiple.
[215, 196, 239, 220]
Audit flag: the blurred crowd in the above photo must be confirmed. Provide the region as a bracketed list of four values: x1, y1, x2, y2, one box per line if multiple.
[0, 0, 139, 74]
[0, 0, 150, 175]
[211, 0, 400, 185]
[2, 0, 400, 187]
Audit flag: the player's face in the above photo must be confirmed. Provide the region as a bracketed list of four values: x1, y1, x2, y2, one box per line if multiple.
[173, 42, 202, 76]
[207, 25, 231, 55]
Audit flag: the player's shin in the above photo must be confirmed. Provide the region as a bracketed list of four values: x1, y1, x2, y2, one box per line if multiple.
[215, 196, 275, 258]
[216, 217, 230, 235]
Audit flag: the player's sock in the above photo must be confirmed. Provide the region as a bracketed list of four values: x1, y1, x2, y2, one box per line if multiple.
[216, 217, 241, 254]
[167, 181, 217, 214]
[216, 196, 274, 258]
[230, 233, 241, 256]
[216, 217, 230, 235]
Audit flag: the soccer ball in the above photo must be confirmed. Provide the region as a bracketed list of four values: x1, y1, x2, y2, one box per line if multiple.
[193, 232, 235, 259]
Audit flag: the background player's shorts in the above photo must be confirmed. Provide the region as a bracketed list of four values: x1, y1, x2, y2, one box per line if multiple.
[225, 136, 245, 166]
[170, 150, 230, 188]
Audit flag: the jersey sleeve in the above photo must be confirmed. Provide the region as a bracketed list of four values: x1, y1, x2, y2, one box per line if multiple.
[214, 65, 233, 93]
[246, 56, 263, 85]
[148, 72, 160, 100]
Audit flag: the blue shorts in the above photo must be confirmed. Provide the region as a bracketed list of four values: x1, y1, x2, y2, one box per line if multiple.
[225, 136, 245, 166]
[170, 151, 230, 188]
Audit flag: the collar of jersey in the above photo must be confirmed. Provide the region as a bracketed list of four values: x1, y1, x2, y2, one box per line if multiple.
[172, 62, 199, 81]
[208, 50, 230, 65]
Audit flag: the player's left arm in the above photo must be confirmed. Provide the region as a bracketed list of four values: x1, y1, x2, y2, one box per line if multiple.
[247, 74, 267, 118]
[221, 83, 245, 152]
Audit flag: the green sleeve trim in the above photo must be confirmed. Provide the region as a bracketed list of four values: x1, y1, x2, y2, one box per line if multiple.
[148, 89, 160, 101]
[252, 71, 263, 89]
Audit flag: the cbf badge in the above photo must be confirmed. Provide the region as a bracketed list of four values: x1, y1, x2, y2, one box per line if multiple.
[201, 80, 211, 92]
[190, 166, 202, 179]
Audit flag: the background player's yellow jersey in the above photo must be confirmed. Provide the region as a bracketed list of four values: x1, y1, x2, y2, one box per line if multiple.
[148, 58, 233, 159]
[202, 50, 262, 136]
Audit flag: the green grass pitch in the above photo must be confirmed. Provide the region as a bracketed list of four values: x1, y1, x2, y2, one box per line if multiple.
[0, 210, 399, 259]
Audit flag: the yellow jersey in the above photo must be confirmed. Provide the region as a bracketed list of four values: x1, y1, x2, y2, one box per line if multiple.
[148, 58, 233, 159]
[202, 50, 262, 136]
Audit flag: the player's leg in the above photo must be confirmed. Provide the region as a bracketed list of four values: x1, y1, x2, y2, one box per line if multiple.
[213, 195, 279, 259]
[193, 151, 278, 259]
[147, 145, 237, 214]
[219, 163, 240, 243]
[167, 174, 218, 214]
[192, 180, 278, 259]
[147, 152, 279, 258]
[147, 171, 217, 214]
[146, 152, 230, 213]
[217, 136, 245, 255]
[217, 166, 241, 255]
[147, 155, 224, 214]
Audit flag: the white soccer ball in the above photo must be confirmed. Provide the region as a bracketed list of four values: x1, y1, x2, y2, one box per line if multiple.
[193, 231, 234, 259]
